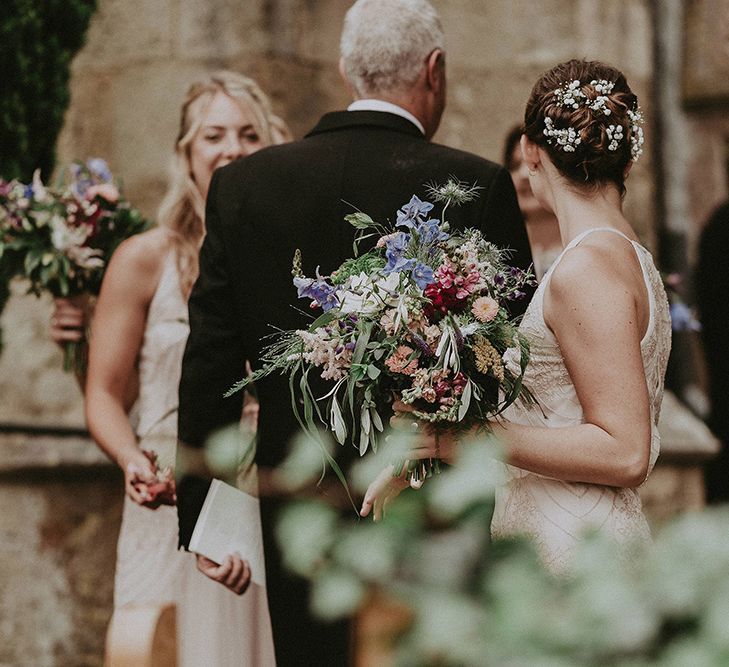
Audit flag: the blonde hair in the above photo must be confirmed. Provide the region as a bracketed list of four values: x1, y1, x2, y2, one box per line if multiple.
[157, 71, 290, 296]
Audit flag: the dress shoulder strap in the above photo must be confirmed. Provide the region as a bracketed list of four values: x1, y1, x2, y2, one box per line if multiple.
[543, 226, 638, 283]
[568, 226, 636, 249]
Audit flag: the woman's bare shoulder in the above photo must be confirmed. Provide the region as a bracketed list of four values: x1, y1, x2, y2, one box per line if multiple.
[550, 234, 637, 299]
[103, 227, 172, 297]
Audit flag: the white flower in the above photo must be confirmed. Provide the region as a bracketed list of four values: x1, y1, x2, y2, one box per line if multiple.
[337, 272, 400, 315]
[50, 216, 91, 251]
[31, 169, 52, 204]
[67, 246, 105, 270]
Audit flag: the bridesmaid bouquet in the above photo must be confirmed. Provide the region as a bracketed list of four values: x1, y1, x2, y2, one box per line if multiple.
[0, 158, 151, 371]
[136, 449, 177, 506]
[228, 180, 534, 488]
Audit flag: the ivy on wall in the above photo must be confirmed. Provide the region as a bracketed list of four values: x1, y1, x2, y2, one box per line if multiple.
[0, 0, 97, 182]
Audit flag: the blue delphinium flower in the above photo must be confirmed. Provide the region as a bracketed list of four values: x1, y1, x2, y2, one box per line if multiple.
[87, 158, 113, 183]
[416, 218, 449, 245]
[412, 262, 434, 289]
[669, 302, 701, 332]
[294, 276, 339, 312]
[383, 232, 416, 275]
[396, 195, 434, 229]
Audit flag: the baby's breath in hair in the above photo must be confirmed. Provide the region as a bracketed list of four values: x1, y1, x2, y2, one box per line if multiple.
[553, 80, 586, 109]
[627, 107, 645, 162]
[425, 178, 481, 206]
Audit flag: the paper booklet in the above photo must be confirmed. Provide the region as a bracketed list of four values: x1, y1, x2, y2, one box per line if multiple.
[188, 478, 266, 587]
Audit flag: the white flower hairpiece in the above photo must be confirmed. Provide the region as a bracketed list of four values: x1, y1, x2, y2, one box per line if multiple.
[554, 78, 613, 116]
[547, 78, 645, 161]
[553, 80, 586, 109]
[627, 107, 645, 162]
[591, 79, 615, 95]
[543, 117, 581, 152]
[606, 124, 624, 151]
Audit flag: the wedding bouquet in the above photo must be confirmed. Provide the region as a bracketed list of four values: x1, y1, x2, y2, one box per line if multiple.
[229, 180, 534, 487]
[0, 158, 151, 370]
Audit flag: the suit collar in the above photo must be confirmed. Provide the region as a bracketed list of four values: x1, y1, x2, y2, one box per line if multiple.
[305, 110, 425, 139]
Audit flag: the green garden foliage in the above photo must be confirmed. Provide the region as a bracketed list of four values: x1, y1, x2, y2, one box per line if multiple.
[0, 0, 97, 182]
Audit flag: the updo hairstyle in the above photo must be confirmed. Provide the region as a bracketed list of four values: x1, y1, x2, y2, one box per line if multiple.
[523, 59, 642, 194]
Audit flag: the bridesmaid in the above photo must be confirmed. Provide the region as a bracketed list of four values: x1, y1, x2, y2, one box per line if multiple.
[52, 71, 289, 665]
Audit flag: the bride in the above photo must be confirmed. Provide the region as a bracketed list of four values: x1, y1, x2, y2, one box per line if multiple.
[362, 59, 671, 573]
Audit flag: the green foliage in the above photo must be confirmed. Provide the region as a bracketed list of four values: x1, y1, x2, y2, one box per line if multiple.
[0, 0, 97, 181]
[276, 435, 729, 666]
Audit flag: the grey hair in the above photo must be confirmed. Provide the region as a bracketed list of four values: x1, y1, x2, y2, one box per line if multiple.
[340, 0, 445, 97]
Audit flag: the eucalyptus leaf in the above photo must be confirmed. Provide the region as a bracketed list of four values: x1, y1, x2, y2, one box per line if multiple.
[367, 364, 381, 380]
[458, 379, 472, 421]
[359, 426, 370, 456]
[371, 407, 383, 432]
[344, 211, 375, 230]
[330, 396, 347, 445]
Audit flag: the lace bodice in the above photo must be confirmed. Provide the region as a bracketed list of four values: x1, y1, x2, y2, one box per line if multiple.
[492, 227, 672, 572]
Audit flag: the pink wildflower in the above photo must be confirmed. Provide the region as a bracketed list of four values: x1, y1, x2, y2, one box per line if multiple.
[454, 270, 480, 299]
[85, 183, 120, 203]
[377, 232, 400, 249]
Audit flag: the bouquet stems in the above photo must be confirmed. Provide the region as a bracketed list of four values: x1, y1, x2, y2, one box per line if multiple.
[394, 457, 442, 489]
[63, 340, 88, 376]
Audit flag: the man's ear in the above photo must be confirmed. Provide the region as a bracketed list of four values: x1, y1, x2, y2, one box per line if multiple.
[425, 48, 445, 92]
[520, 134, 541, 171]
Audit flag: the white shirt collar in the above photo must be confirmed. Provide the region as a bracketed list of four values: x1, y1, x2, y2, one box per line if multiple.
[347, 99, 426, 135]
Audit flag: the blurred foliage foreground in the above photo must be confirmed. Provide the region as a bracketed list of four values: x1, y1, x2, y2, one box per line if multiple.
[264, 432, 729, 667]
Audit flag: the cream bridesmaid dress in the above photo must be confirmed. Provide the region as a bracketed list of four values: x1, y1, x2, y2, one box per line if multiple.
[112, 251, 276, 665]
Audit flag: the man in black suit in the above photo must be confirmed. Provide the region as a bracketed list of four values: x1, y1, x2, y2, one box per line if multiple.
[177, 0, 533, 664]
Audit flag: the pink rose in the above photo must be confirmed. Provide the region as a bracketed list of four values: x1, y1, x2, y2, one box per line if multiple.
[85, 183, 120, 203]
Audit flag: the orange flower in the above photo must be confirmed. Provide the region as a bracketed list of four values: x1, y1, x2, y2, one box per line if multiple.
[384, 345, 419, 375]
[472, 296, 499, 322]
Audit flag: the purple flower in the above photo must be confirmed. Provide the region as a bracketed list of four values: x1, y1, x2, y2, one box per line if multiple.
[494, 273, 506, 287]
[410, 333, 433, 357]
[293, 276, 339, 312]
[396, 195, 434, 229]
[411, 261, 434, 289]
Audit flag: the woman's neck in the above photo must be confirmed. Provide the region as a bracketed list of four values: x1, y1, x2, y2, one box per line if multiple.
[551, 185, 629, 245]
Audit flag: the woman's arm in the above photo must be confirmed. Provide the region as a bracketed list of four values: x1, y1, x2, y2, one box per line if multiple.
[85, 230, 168, 504]
[500, 241, 651, 487]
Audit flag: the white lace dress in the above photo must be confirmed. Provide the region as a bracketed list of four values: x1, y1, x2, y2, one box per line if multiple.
[113, 251, 276, 666]
[491, 228, 672, 573]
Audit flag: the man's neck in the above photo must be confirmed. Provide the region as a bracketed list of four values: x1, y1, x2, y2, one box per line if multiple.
[347, 98, 426, 136]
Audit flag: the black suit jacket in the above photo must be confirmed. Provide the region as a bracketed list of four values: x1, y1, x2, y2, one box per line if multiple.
[177, 110, 533, 545]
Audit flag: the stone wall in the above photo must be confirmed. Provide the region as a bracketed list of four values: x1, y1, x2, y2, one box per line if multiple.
[0, 430, 122, 667]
